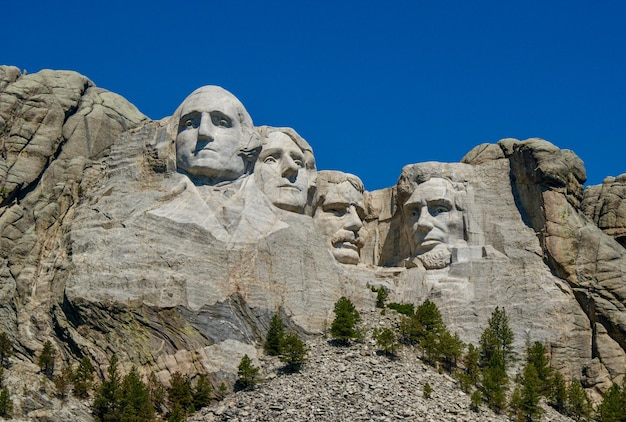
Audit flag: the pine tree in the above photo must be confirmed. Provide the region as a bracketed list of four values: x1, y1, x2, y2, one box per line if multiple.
[280, 332, 307, 372]
[38, 340, 57, 379]
[479, 307, 514, 413]
[463, 343, 481, 387]
[566, 379, 591, 420]
[192, 374, 213, 410]
[119, 366, 155, 422]
[236, 354, 259, 391]
[54, 364, 73, 400]
[596, 382, 622, 422]
[0, 332, 13, 368]
[0, 387, 12, 418]
[549, 370, 567, 413]
[264, 314, 285, 356]
[92, 354, 122, 422]
[373, 327, 398, 357]
[147, 371, 165, 414]
[375, 287, 388, 308]
[481, 307, 514, 365]
[423, 382, 432, 399]
[398, 314, 422, 346]
[470, 390, 482, 412]
[518, 363, 542, 421]
[215, 382, 229, 401]
[167, 372, 193, 414]
[415, 299, 445, 335]
[330, 297, 361, 345]
[73, 356, 95, 398]
[526, 341, 552, 393]
[439, 330, 465, 372]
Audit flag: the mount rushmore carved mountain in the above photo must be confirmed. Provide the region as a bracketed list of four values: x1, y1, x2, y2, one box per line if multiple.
[1, 65, 626, 415]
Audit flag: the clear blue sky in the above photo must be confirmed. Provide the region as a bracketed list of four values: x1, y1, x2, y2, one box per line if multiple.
[4, 0, 625, 190]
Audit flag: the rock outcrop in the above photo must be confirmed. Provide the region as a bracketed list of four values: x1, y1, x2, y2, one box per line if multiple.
[1, 66, 626, 419]
[582, 174, 626, 247]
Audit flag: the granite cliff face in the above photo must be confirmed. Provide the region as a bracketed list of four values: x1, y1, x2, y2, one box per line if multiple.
[1, 66, 626, 417]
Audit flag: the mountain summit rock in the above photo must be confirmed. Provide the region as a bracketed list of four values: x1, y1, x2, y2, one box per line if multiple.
[1, 66, 625, 418]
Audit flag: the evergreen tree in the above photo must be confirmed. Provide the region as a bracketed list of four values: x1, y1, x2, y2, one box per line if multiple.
[423, 382, 432, 399]
[167, 372, 193, 414]
[518, 363, 542, 421]
[470, 390, 482, 412]
[0, 387, 12, 418]
[235, 354, 259, 391]
[479, 307, 514, 413]
[92, 354, 122, 422]
[54, 364, 73, 400]
[38, 340, 57, 379]
[566, 379, 592, 420]
[192, 374, 213, 410]
[167, 404, 186, 422]
[215, 382, 229, 401]
[526, 341, 552, 393]
[146, 371, 165, 414]
[265, 314, 285, 356]
[398, 314, 422, 346]
[373, 327, 398, 357]
[73, 356, 95, 398]
[330, 297, 361, 345]
[415, 299, 445, 335]
[481, 307, 514, 365]
[280, 332, 307, 372]
[549, 371, 567, 413]
[596, 382, 622, 422]
[462, 343, 481, 387]
[375, 287, 388, 308]
[119, 366, 155, 422]
[0, 332, 13, 368]
[439, 330, 465, 373]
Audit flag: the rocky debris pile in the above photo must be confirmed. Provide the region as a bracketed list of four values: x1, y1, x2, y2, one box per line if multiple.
[191, 310, 574, 422]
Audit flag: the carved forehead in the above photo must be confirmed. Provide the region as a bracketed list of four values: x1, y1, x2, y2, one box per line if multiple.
[260, 132, 303, 156]
[323, 181, 364, 208]
[405, 178, 456, 206]
[258, 126, 316, 170]
[177, 86, 253, 126]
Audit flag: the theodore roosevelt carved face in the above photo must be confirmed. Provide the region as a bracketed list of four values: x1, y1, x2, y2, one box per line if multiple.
[175, 86, 259, 184]
[255, 127, 316, 213]
[313, 171, 365, 265]
[403, 177, 465, 269]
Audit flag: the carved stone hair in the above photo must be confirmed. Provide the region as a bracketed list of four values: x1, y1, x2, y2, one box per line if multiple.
[312, 170, 364, 213]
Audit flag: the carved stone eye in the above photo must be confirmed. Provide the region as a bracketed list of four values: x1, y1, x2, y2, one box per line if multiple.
[431, 205, 449, 216]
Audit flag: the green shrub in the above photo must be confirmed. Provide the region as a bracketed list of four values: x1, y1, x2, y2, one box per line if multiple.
[235, 355, 259, 391]
[330, 297, 361, 345]
[387, 302, 414, 316]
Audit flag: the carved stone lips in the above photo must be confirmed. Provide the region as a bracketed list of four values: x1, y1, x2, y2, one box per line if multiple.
[334, 240, 360, 251]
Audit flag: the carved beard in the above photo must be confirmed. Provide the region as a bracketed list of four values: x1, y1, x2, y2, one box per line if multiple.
[417, 245, 451, 270]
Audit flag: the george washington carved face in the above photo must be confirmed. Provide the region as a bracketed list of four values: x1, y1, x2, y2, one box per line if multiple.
[175, 86, 259, 183]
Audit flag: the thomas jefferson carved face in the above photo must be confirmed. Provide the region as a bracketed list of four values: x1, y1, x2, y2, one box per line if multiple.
[313, 173, 365, 265]
[403, 178, 465, 268]
[175, 86, 256, 183]
[255, 131, 311, 213]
